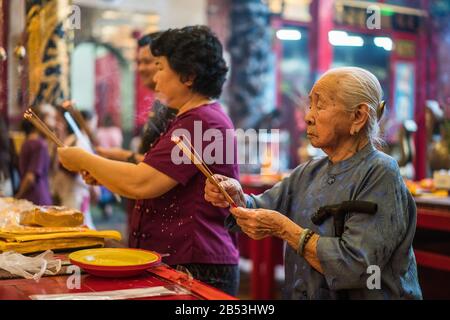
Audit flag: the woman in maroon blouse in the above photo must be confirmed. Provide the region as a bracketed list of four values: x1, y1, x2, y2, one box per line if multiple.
[58, 26, 240, 295]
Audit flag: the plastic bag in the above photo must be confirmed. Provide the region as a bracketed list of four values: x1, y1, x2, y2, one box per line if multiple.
[0, 250, 62, 282]
[30, 285, 191, 300]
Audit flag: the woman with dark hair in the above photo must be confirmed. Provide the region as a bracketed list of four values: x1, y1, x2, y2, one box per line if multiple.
[15, 107, 54, 205]
[58, 26, 240, 295]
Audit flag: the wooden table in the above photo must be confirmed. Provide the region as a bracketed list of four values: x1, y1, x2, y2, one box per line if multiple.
[0, 262, 236, 300]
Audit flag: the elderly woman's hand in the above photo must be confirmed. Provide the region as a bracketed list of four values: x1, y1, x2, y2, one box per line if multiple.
[204, 174, 246, 208]
[230, 207, 323, 274]
[229, 207, 290, 240]
[57, 147, 87, 172]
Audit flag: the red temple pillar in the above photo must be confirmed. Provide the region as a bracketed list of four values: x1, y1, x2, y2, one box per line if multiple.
[414, 34, 427, 180]
[309, 0, 334, 81]
[414, 0, 434, 180]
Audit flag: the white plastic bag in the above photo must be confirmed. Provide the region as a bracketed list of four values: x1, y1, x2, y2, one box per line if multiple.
[0, 250, 62, 282]
[30, 285, 191, 300]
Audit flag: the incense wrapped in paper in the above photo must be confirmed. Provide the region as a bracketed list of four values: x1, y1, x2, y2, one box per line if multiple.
[0, 237, 105, 254]
[0, 197, 122, 254]
[19, 206, 84, 228]
[0, 229, 121, 242]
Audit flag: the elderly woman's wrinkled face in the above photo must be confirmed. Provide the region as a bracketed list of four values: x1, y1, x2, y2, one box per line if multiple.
[305, 76, 353, 151]
[153, 56, 192, 108]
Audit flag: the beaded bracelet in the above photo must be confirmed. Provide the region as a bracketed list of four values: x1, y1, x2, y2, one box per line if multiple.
[297, 228, 315, 257]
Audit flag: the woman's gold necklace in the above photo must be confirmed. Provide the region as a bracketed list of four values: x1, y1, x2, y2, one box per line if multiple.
[178, 95, 211, 115]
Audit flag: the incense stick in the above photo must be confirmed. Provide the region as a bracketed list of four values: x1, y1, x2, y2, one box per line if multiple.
[24, 108, 122, 203]
[172, 135, 236, 207]
[61, 101, 97, 146]
[171, 134, 237, 207]
[180, 134, 215, 177]
[24, 108, 65, 147]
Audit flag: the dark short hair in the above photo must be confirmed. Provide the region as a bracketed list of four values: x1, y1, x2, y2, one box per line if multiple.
[137, 32, 161, 48]
[151, 25, 228, 99]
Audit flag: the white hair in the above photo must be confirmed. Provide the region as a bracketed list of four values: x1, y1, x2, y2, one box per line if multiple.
[320, 67, 384, 147]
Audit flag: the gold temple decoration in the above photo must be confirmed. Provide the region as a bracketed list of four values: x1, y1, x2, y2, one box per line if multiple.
[26, 0, 71, 107]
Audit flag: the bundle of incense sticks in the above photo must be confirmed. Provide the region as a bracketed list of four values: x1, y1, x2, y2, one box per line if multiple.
[23, 108, 65, 147]
[171, 134, 237, 208]
[24, 107, 121, 203]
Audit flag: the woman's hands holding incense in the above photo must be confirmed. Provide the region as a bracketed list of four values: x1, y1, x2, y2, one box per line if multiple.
[230, 207, 323, 273]
[81, 171, 100, 186]
[57, 147, 87, 172]
[58, 147, 101, 186]
[229, 207, 293, 240]
[204, 174, 246, 208]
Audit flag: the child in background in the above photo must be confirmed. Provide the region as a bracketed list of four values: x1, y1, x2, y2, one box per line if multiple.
[15, 108, 53, 205]
[52, 110, 99, 229]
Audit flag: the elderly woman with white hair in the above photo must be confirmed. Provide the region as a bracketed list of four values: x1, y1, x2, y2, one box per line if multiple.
[204, 67, 422, 299]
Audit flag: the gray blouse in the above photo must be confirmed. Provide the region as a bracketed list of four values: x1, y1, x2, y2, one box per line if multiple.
[228, 144, 422, 299]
